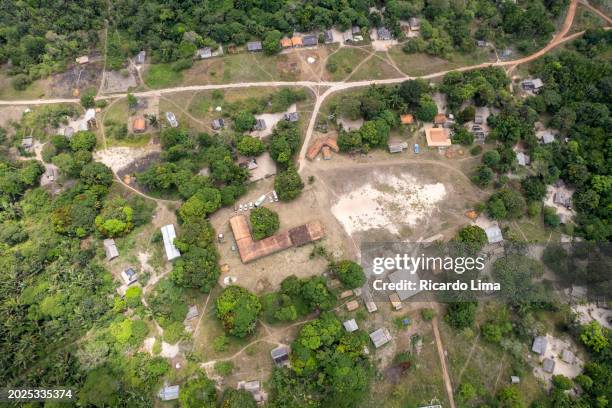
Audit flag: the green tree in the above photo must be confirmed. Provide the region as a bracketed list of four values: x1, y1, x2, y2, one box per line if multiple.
[70, 131, 97, 151]
[216, 286, 262, 338]
[263, 30, 282, 55]
[330, 260, 366, 289]
[250, 207, 280, 240]
[178, 188, 221, 221]
[415, 95, 438, 122]
[487, 189, 526, 220]
[275, 166, 304, 201]
[80, 162, 114, 187]
[580, 321, 609, 353]
[127, 93, 138, 109]
[219, 388, 257, 408]
[237, 135, 265, 156]
[179, 373, 217, 408]
[446, 302, 477, 329]
[79, 367, 119, 407]
[233, 110, 257, 132]
[80, 89, 96, 108]
[455, 225, 487, 253]
[171, 245, 220, 293]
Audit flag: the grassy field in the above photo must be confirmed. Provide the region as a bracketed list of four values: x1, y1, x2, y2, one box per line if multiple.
[570, 5, 609, 33]
[439, 305, 546, 407]
[143, 64, 184, 89]
[0, 72, 50, 100]
[387, 48, 493, 77]
[364, 321, 450, 408]
[325, 47, 371, 81]
[349, 52, 401, 81]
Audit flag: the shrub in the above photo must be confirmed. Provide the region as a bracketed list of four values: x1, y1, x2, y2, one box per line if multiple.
[214, 361, 234, 376]
[421, 308, 435, 321]
[274, 166, 304, 201]
[250, 207, 280, 240]
[330, 260, 366, 289]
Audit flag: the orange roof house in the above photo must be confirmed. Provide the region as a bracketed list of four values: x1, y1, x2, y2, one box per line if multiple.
[434, 113, 447, 125]
[133, 117, 146, 133]
[306, 137, 339, 160]
[281, 38, 293, 48]
[400, 114, 414, 125]
[291, 36, 303, 47]
[425, 127, 451, 147]
[229, 214, 325, 263]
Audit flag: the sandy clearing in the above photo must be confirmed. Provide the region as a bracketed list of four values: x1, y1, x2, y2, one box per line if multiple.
[93, 145, 161, 173]
[331, 172, 446, 236]
[250, 103, 297, 138]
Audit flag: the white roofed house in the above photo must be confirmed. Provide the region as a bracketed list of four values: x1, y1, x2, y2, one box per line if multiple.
[343, 319, 358, 332]
[161, 224, 181, 261]
[516, 152, 530, 166]
[485, 224, 503, 244]
[158, 385, 179, 401]
[135, 50, 146, 65]
[121, 267, 138, 285]
[103, 239, 119, 261]
[21, 137, 34, 152]
[197, 47, 213, 59]
[247, 41, 263, 52]
[369, 327, 392, 348]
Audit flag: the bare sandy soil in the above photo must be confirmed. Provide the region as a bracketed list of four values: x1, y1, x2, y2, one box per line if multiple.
[94, 144, 161, 173]
[331, 171, 446, 235]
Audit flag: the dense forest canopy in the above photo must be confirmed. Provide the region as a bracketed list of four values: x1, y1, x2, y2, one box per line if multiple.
[2, 0, 567, 85]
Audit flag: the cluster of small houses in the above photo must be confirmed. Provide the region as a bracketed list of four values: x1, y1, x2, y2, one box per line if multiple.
[104, 224, 181, 295]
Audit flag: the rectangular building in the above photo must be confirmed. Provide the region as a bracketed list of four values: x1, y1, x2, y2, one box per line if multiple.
[161, 224, 181, 261]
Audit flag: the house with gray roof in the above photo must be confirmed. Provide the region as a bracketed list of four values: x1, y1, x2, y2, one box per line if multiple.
[303, 35, 318, 47]
[532, 336, 548, 355]
[247, 41, 263, 52]
[377, 27, 392, 40]
[409, 18, 420, 30]
[212, 118, 225, 130]
[388, 269, 422, 300]
[103, 239, 119, 261]
[543, 358, 555, 373]
[284, 112, 299, 122]
[369, 327, 392, 348]
[253, 119, 266, 131]
[271, 345, 290, 366]
[324, 30, 334, 44]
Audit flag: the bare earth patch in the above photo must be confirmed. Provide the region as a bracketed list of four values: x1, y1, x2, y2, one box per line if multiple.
[331, 172, 446, 236]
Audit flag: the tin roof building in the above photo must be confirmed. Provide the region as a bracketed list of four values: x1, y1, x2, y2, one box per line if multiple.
[161, 224, 181, 261]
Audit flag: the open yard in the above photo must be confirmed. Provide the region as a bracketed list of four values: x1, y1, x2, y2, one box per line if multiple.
[387, 48, 495, 76]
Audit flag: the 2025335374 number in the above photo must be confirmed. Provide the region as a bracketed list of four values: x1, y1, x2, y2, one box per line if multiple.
[1, 388, 74, 402]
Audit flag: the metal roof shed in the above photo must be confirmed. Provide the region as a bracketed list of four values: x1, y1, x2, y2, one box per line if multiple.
[543, 358, 555, 373]
[369, 327, 392, 348]
[161, 224, 181, 261]
[158, 385, 179, 401]
[485, 224, 503, 244]
[103, 238, 119, 260]
[343, 319, 358, 332]
[532, 336, 548, 355]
